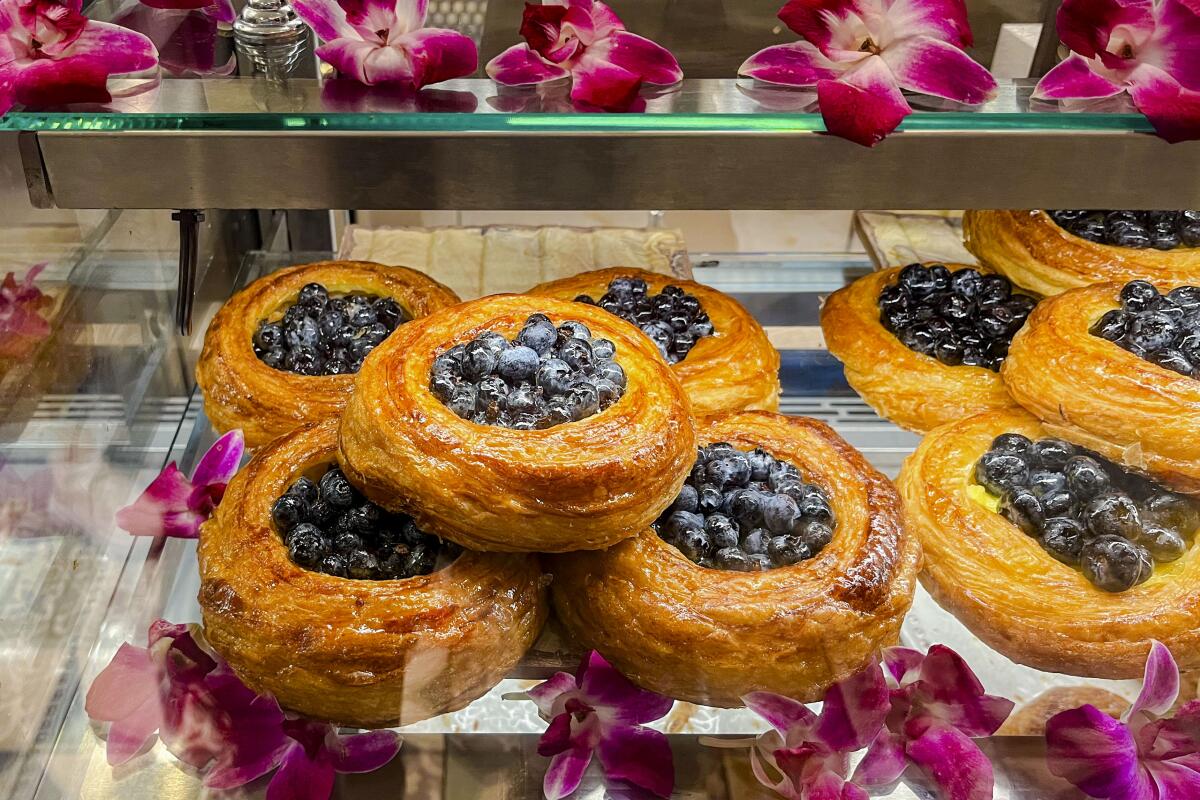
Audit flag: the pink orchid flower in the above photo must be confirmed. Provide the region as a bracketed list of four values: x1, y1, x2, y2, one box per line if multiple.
[486, 1, 683, 111]
[1032, 0, 1200, 143]
[261, 719, 402, 800]
[0, 0, 158, 115]
[1047, 641, 1200, 799]
[853, 645, 1014, 800]
[114, 429, 244, 539]
[523, 650, 674, 800]
[0, 263, 51, 359]
[737, 662, 890, 800]
[739, 0, 997, 146]
[290, 0, 477, 89]
[137, 0, 235, 24]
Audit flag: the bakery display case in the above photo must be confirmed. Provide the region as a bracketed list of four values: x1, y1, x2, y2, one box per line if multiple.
[4, 0, 1200, 798]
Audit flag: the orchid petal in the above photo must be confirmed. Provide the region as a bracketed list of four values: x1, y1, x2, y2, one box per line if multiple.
[884, 0, 974, 48]
[1146, 700, 1200, 758]
[543, 743, 593, 800]
[586, 30, 681, 85]
[202, 670, 287, 788]
[8, 58, 111, 107]
[85, 643, 158, 722]
[315, 38, 377, 83]
[207, 0, 237, 24]
[538, 713, 575, 757]
[1126, 641, 1181, 722]
[906, 721, 995, 800]
[743, 691, 818, 736]
[394, 0, 428, 33]
[266, 746, 336, 800]
[520, 2, 581, 63]
[912, 645, 1014, 737]
[62, 20, 159, 73]
[105, 696, 164, 765]
[397, 28, 478, 88]
[362, 44, 418, 85]
[590, 1, 625, 39]
[1056, 0, 1154, 60]
[881, 35, 997, 104]
[486, 43, 571, 86]
[333, 730, 402, 773]
[816, 56, 911, 146]
[1149, 759, 1200, 799]
[290, 0, 357, 41]
[816, 660, 890, 751]
[881, 647, 924, 685]
[597, 725, 674, 799]
[778, 0, 864, 58]
[528, 671, 578, 718]
[738, 41, 841, 86]
[1129, 65, 1200, 142]
[569, 51, 641, 110]
[1148, 0, 1200, 91]
[749, 742, 794, 799]
[853, 729, 907, 786]
[1046, 704, 1153, 799]
[190, 430, 244, 488]
[579, 651, 673, 725]
[1032, 52, 1125, 99]
[114, 463, 196, 538]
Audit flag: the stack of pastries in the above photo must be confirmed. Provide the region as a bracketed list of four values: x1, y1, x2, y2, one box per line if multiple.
[821, 210, 1200, 679]
[195, 261, 920, 727]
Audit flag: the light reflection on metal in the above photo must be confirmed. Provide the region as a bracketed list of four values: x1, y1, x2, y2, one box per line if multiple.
[233, 0, 308, 79]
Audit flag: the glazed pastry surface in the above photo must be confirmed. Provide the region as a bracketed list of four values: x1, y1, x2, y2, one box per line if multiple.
[197, 421, 547, 728]
[963, 210, 1200, 297]
[528, 267, 780, 416]
[549, 411, 920, 707]
[338, 293, 697, 552]
[197, 260, 459, 448]
[1003, 284, 1200, 495]
[899, 409, 1200, 678]
[820, 266, 1020, 433]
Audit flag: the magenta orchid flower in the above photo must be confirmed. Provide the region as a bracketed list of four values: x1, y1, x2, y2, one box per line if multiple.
[1032, 0, 1200, 143]
[137, 0, 235, 24]
[0, 263, 51, 359]
[853, 645, 1014, 800]
[1047, 641, 1200, 799]
[260, 719, 402, 800]
[114, 429, 244, 539]
[290, 0, 476, 89]
[0, 0, 158, 115]
[519, 650, 674, 800]
[738, 0, 997, 146]
[486, 1, 683, 111]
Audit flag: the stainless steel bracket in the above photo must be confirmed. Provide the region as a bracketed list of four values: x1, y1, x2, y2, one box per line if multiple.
[17, 131, 54, 209]
[172, 209, 204, 336]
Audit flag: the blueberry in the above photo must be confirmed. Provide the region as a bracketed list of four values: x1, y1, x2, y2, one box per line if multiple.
[504, 385, 540, 416]
[261, 346, 286, 368]
[319, 553, 348, 577]
[768, 462, 800, 491]
[697, 484, 723, 514]
[447, 385, 477, 418]
[360, 322, 390, 347]
[287, 476, 319, 504]
[462, 339, 499, 381]
[536, 358, 573, 396]
[731, 489, 764, 527]
[762, 494, 800, 534]
[991, 433, 1032, 454]
[272, 494, 307, 532]
[898, 264, 938, 298]
[595, 360, 626, 388]
[333, 531, 362, 553]
[1140, 525, 1187, 562]
[1127, 312, 1179, 352]
[796, 519, 834, 551]
[1142, 493, 1200, 532]
[254, 322, 285, 351]
[475, 375, 509, 413]
[705, 514, 739, 549]
[286, 523, 328, 568]
[1090, 309, 1128, 342]
[558, 338, 594, 372]
[768, 535, 811, 567]
[1042, 490, 1075, 518]
[285, 316, 321, 351]
[559, 321, 591, 340]
[976, 451, 1029, 494]
[675, 529, 710, 562]
[714, 547, 752, 571]
[298, 282, 329, 310]
[542, 399, 574, 427]
[347, 550, 380, 580]
[1082, 535, 1152, 592]
[1065, 456, 1110, 499]
[594, 379, 622, 409]
[1084, 491, 1141, 539]
[345, 296, 377, 327]
[747, 449, 775, 482]
[741, 529, 770, 555]
[374, 298, 405, 328]
[707, 455, 752, 489]
[430, 371, 458, 401]
[1041, 517, 1085, 564]
[1000, 488, 1044, 536]
[518, 320, 558, 355]
[1029, 438, 1076, 470]
[1120, 280, 1159, 313]
[406, 543, 437, 574]
[1028, 470, 1067, 497]
[672, 484, 699, 514]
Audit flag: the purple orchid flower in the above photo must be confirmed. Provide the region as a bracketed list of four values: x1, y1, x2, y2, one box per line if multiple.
[738, 0, 997, 146]
[853, 645, 1015, 800]
[1047, 641, 1200, 799]
[0, 0, 159, 115]
[486, 0, 683, 111]
[0, 262, 51, 359]
[114, 429, 244, 539]
[137, 0, 235, 24]
[521, 650, 675, 800]
[290, 0, 477, 89]
[1032, 0, 1200, 143]
[257, 719, 402, 800]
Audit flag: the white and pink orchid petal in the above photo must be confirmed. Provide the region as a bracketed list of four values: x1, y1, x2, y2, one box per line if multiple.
[579, 651, 673, 725]
[1126, 641, 1181, 722]
[361, 43, 416, 85]
[590, 1, 625, 39]
[528, 671, 578, 718]
[586, 30, 682, 85]
[115, 462, 195, 537]
[332, 730, 402, 773]
[265, 745, 336, 800]
[290, 0, 357, 41]
[1129, 64, 1200, 142]
[815, 56, 912, 146]
[906, 721, 996, 800]
[853, 728, 907, 786]
[743, 691, 818, 736]
[597, 725, 674, 799]
[84, 643, 159, 724]
[63, 19, 160, 73]
[393, 0, 429, 34]
[520, 2, 584, 63]
[881, 647, 924, 685]
[537, 713, 575, 757]
[748, 742, 794, 799]
[911, 645, 1014, 737]
[1144, 700, 1200, 758]
[314, 38, 376, 83]
[1056, 0, 1154, 61]
[486, 43, 571, 86]
[738, 41, 841, 86]
[815, 660, 890, 751]
[190, 430, 244, 489]
[778, 0, 869, 59]
[1046, 704, 1154, 800]
[105, 695, 165, 765]
[1144, 0, 1200, 91]
[569, 51, 642, 110]
[6, 58, 106, 108]
[398, 27, 477, 88]
[1032, 52, 1125, 99]
[884, 0, 974, 49]
[882, 35, 996, 104]
[1149, 759, 1200, 799]
[543, 742, 593, 800]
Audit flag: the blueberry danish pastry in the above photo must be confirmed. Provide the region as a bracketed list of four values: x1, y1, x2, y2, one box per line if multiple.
[1002, 280, 1200, 495]
[197, 261, 459, 448]
[198, 421, 547, 728]
[821, 263, 1034, 432]
[899, 409, 1200, 678]
[549, 411, 919, 707]
[964, 210, 1200, 297]
[528, 268, 780, 416]
[337, 294, 696, 552]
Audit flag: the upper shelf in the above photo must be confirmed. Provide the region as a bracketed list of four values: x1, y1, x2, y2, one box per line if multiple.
[13, 78, 1200, 210]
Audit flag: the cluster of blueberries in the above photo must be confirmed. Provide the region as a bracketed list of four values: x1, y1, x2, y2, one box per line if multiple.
[574, 277, 714, 364]
[272, 465, 455, 580]
[976, 434, 1198, 592]
[430, 313, 626, 429]
[878, 263, 1037, 372]
[253, 283, 408, 376]
[1048, 210, 1200, 250]
[1091, 280, 1200, 379]
[655, 443, 836, 571]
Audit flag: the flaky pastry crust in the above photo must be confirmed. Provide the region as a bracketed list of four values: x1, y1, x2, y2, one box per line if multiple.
[197, 260, 459, 449]
[197, 421, 547, 728]
[1002, 284, 1200, 495]
[820, 265, 1021, 433]
[337, 294, 697, 553]
[899, 409, 1200, 678]
[527, 268, 780, 417]
[548, 412, 920, 707]
[963, 210, 1200, 297]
